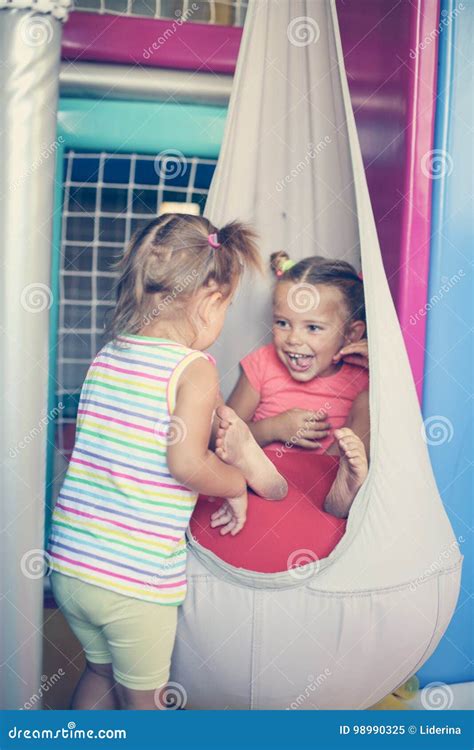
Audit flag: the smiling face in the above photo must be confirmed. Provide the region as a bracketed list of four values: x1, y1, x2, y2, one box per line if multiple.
[272, 281, 357, 381]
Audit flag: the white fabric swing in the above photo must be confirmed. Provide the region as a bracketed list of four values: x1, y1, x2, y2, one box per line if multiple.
[170, 0, 462, 709]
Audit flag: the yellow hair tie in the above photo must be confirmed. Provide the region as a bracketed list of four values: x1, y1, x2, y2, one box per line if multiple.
[277, 258, 296, 276]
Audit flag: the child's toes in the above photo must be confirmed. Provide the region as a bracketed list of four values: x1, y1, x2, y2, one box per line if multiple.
[342, 435, 362, 450]
[215, 445, 226, 460]
[343, 440, 360, 454]
[345, 448, 360, 459]
[216, 405, 236, 424]
[334, 427, 355, 440]
[340, 440, 356, 454]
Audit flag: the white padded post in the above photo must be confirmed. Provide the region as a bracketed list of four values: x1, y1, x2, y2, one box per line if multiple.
[0, 0, 71, 709]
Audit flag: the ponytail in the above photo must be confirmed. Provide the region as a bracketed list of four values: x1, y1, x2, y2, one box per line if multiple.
[105, 213, 262, 340]
[211, 220, 263, 285]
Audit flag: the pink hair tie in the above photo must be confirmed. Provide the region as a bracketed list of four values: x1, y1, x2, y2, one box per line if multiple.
[208, 233, 221, 249]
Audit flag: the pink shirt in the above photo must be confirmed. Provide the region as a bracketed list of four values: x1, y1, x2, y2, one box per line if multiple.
[241, 343, 369, 453]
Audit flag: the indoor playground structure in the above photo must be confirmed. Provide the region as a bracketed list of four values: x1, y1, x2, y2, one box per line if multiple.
[0, 0, 472, 711]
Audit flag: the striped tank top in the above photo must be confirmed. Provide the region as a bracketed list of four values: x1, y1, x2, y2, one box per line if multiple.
[48, 335, 211, 605]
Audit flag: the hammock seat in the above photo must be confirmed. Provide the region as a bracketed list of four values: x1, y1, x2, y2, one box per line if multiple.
[170, 0, 461, 709]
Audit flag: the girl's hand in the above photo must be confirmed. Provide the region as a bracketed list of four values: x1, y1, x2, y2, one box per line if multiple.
[210, 491, 248, 536]
[333, 340, 369, 369]
[272, 408, 330, 449]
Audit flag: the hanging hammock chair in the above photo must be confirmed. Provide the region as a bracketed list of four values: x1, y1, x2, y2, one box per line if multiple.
[170, 0, 462, 709]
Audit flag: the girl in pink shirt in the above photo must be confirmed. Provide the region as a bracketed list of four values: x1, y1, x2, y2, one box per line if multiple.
[217, 252, 370, 519]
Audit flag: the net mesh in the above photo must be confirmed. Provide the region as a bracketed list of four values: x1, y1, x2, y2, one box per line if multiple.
[52, 149, 217, 496]
[71, 0, 248, 25]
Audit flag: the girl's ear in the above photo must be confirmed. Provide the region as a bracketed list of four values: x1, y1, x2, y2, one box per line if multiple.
[195, 290, 224, 327]
[346, 320, 366, 343]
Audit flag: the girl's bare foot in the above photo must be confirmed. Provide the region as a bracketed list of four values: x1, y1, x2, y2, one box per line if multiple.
[324, 428, 368, 518]
[215, 406, 287, 500]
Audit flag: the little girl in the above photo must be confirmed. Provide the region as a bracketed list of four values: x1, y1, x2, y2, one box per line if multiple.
[217, 251, 370, 520]
[47, 214, 286, 711]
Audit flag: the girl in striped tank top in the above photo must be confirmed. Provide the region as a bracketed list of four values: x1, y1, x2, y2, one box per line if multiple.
[48, 214, 286, 710]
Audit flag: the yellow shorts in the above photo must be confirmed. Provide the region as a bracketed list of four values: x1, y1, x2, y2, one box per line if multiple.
[50, 572, 178, 691]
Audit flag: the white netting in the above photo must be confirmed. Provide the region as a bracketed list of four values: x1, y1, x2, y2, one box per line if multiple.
[71, 0, 247, 24]
[0, 0, 72, 20]
[51, 149, 217, 496]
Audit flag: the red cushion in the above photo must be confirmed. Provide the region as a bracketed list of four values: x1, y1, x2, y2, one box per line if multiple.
[190, 450, 346, 574]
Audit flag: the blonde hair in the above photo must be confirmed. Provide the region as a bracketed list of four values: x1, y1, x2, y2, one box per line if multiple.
[106, 214, 261, 340]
